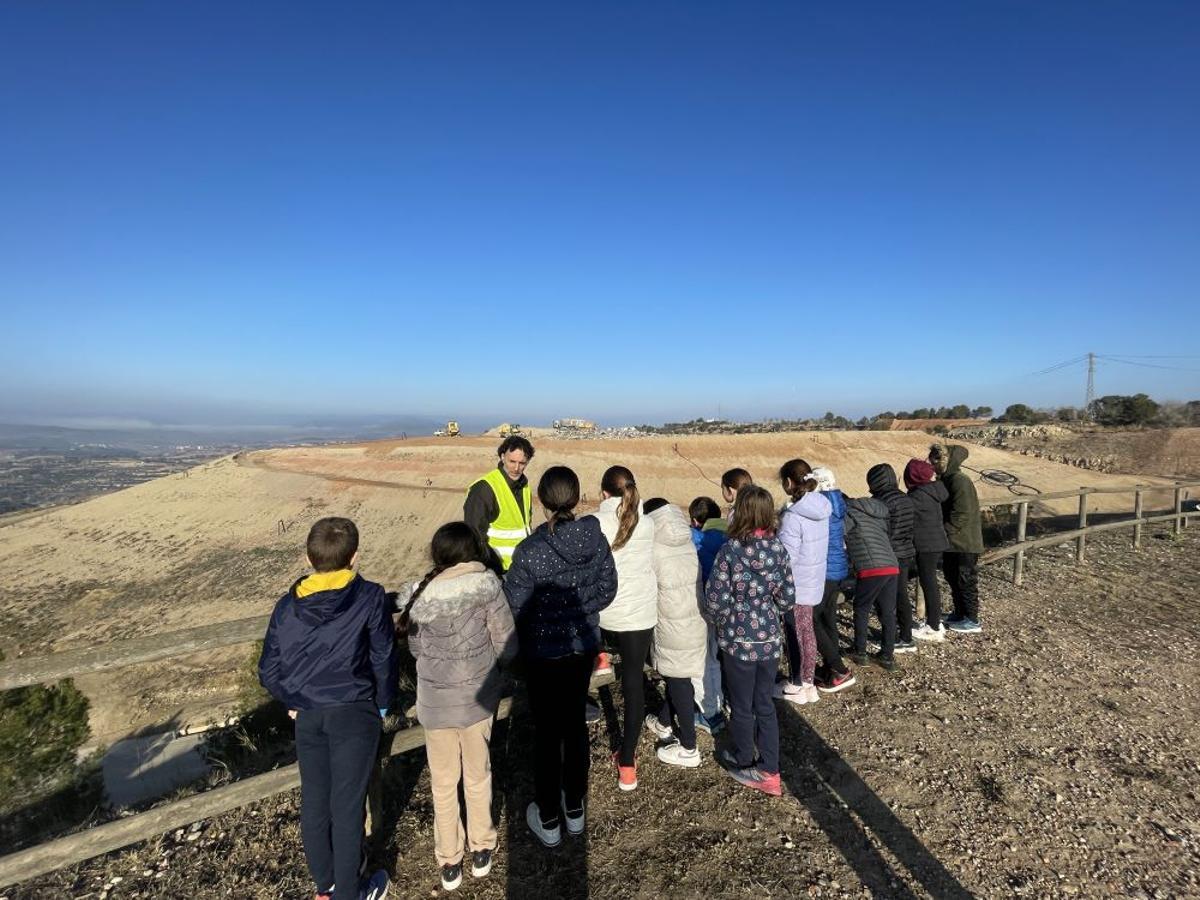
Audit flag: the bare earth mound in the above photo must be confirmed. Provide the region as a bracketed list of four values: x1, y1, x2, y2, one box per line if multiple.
[0, 432, 1177, 742]
[13, 525, 1200, 899]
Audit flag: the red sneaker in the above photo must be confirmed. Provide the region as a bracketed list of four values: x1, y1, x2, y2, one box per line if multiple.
[725, 765, 782, 796]
[612, 751, 638, 791]
[594, 652, 613, 677]
[815, 670, 857, 694]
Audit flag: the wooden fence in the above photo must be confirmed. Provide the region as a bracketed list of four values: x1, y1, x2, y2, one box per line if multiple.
[1, 478, 1197, 886]
[978, 481, 1199, 585]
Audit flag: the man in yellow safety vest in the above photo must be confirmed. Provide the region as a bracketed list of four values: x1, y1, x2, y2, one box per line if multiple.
[464, 436, 535, 569]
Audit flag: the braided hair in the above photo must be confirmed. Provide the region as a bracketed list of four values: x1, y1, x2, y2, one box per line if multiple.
[397, 522, 491, 636]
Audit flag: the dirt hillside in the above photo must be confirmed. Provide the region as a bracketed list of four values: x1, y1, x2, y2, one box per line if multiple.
[0, 431, 1178, 743]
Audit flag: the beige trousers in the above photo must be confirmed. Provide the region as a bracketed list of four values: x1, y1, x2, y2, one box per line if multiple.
[425, 716, 497, 866]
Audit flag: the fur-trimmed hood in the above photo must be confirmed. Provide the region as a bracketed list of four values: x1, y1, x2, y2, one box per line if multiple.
[405, 562, 504, 624]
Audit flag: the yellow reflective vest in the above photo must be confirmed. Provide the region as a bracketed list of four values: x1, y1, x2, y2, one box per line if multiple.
[470, 468, 532, 570]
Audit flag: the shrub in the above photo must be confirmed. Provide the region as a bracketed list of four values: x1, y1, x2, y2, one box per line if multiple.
[0, 649, 92, 813]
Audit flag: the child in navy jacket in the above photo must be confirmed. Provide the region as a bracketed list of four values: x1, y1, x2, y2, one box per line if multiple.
[259, 517, 396, 900]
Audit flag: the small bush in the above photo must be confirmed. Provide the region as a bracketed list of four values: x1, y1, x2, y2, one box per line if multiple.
[0, 649, 93, 814]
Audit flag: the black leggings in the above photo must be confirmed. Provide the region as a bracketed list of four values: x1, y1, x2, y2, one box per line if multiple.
[603, 627, 654, 766]
[658, 676, 697, 750]
[914, 551, 943, 627]
[896, 557, 914, 642]
[814, 579, 849, 676]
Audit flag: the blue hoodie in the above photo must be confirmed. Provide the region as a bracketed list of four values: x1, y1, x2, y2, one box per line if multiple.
[258, 574, 399, 711]
[822, 489, 849, 581]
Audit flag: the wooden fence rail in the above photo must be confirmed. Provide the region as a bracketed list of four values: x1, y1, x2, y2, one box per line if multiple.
[978, 480, 1199, 585]
[0, 478, 1196, 886]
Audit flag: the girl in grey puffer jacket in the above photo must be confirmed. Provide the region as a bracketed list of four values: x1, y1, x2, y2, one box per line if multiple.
[401, 522, 517, 885]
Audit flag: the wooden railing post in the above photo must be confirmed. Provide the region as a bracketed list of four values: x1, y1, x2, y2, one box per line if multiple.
[1176, 486, 1184, 535]
[1076, 490, 1088, 563]
[1013, 500, 1029, 585]
[1133, 489, 1144, 549]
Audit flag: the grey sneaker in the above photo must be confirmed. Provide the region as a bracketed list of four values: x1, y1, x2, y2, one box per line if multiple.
[526, 801, 562, 848]
[561, 791, 585, 836]
[948, 618, 982, 633]
[894, 639, 917, 654]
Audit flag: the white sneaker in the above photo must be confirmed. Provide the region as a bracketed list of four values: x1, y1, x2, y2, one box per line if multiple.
[525, 801, 562, 848]
[656, 743, 702, 768]
[773, 681, 804, 701]
[913, 623, 946, 642]
[801, 684, 820, 704]
[560, 792, 585, 836]
[644, 714, 674, 740]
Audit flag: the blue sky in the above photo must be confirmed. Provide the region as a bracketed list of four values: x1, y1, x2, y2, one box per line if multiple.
[2, 2, 1198, 427]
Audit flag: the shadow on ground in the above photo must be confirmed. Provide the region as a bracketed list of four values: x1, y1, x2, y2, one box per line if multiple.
[777, 705, 973, 899]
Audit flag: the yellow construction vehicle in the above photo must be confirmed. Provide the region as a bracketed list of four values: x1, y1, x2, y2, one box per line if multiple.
[498, 423, 524, 438]
[446, 421, 460, 437]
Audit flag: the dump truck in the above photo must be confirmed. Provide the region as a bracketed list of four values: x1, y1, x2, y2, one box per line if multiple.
[446, 421, 460, 437]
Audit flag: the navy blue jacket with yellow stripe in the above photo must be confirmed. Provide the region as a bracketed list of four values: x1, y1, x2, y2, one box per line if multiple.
[258, 573, 399, 711]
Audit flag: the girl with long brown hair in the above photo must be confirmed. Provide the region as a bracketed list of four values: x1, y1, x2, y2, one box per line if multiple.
[593, 465, 658, 791]
[702, 485, 796, 796]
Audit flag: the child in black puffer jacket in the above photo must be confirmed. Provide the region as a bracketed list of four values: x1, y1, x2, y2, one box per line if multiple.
[844, 495, 900, 669]
[504, 466, 617, 849]
[866, 463, 917, 652]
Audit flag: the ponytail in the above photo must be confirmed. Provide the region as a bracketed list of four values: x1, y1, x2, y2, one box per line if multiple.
[779, 458, 818, 501]
[547, 507, 576, 534]
[601, 465, 640, 551]
[396, 520, 492, 635]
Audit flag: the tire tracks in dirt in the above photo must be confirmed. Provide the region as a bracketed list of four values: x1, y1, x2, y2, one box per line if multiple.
[233, 451, 464, 495]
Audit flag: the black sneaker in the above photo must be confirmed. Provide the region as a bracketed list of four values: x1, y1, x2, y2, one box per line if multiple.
[850, 652, 869, 666]
[441, 862, 463, 891]
[470, 849, 493, 878]
[871, 653, 896, 672]
[894, 639, 917, 654]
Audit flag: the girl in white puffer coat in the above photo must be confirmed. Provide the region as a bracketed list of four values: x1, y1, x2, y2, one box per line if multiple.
[593, 465, 657, 791]
[642, 498, 708, 768]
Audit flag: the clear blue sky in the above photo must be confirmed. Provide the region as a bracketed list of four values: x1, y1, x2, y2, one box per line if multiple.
[2, 2, 1198, 427]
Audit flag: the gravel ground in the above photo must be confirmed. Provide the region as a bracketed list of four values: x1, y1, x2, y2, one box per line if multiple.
[11, 525, 1200, 899]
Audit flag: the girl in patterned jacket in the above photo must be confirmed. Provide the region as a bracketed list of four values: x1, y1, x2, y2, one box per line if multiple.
[702, 485, 796, 796]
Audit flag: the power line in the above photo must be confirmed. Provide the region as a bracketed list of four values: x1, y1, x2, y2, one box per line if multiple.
[1028, 355, 1088, 376]
[1097, 355, 1200, 373]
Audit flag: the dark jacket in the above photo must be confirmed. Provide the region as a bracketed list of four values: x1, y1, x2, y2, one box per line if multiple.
[406, 562, 517, 730]
[938, 445, 985, 554]
[503, 516, 618, 659]
[843, 498, 899, 575]
[866, 464, 915, 561]
[822, 489, 850, 581]
[463, 463, 528, 541]
[907, 481, 951, 553]
[259, 574, 398, 712]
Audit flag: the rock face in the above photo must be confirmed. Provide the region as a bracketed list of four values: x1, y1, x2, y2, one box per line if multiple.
[947, 425, 1117, 474]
